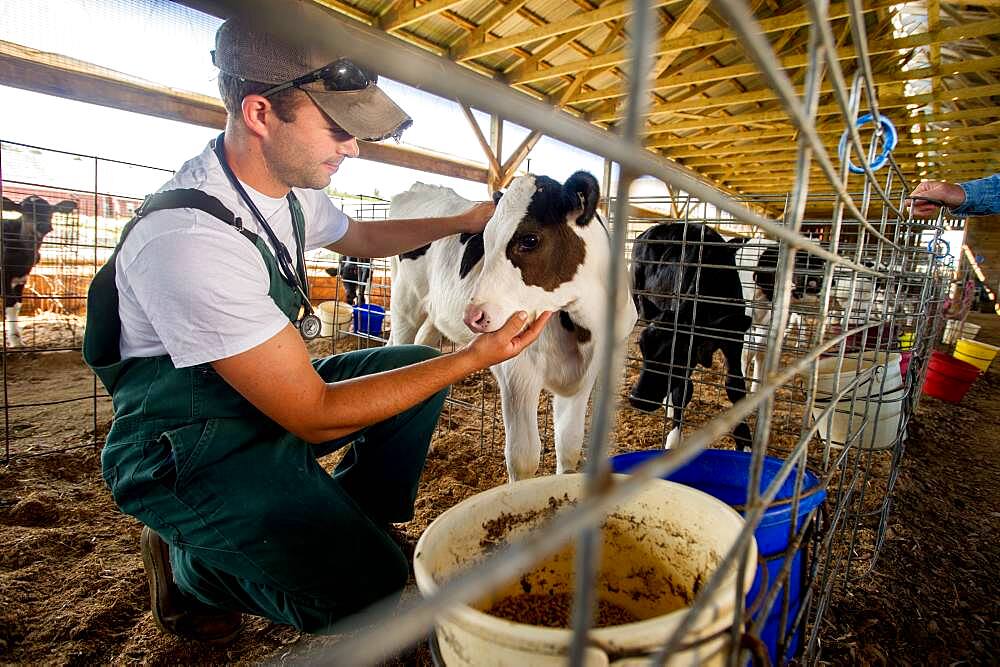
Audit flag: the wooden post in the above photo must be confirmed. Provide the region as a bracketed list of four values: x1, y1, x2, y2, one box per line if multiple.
[489, 113, 504, 195]
[601, 158, 613, 218]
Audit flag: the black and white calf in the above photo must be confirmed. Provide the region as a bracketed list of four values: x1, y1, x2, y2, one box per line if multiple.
[389, 172, 637, 481]
[1, 195, 77, 347]
[629, 222, 753, 450]
[735, 240, 825, 392]
[325, 256, 371, 306]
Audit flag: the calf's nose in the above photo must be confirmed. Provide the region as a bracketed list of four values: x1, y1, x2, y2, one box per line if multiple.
[463, 303, 491, 333]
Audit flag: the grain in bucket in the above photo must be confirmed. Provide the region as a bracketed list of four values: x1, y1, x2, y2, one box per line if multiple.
[414, 473, 756, 666]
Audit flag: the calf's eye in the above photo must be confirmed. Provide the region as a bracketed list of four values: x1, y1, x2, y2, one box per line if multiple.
[517, 234, 540, 251]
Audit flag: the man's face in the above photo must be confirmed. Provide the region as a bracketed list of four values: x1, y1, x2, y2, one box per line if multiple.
[261, 95, 359, 190]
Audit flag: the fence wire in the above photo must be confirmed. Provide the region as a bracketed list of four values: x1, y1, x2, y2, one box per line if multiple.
[187, 0, 963, 664]
[4, 0, 975, 663]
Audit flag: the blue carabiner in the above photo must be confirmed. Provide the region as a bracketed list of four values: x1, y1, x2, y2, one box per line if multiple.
[838, 113, 898, 174]
[927, 236, 950, 259]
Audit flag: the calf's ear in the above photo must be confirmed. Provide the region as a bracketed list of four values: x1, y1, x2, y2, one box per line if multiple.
[2, 197, 21, 215]
[563, 171, 599, 226]
[55, 200, 78, 215]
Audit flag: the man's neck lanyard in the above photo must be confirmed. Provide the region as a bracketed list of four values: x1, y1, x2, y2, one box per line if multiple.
[212, 134, 321, 339]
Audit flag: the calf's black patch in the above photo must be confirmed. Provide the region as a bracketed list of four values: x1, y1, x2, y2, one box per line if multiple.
[459, 233, 485, 279]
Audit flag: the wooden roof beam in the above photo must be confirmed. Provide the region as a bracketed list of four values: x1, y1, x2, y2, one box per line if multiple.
[715, 160, 1000, 175]
[561, 14, 1000, 102]
[448, 0, 529, 53]
[641, 82, 1000, 139]
[453, 0, 678, 62]
[0, 38, 489, 184]
[513, 0, 902, 86]
[599, 55, 1000, 123]
[650, 0, 713, 77]
[655, 122, 996, 155]
[380, 0, 471, 32]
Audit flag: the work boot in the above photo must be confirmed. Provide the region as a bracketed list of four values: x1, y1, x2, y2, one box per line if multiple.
[140, 526, 243, 643]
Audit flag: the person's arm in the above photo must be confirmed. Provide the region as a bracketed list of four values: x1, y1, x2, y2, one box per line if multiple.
[211, 310, 553, 443]
[329, 201, 495, 258]
[907, 175, 1000, 218]
[951, 174, 1000, 217]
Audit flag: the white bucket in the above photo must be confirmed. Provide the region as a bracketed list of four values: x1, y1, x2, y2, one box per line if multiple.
[813, 385, 906, 451]
[317, 300, 352, 336]
[942, 321, 981, 345]
[811, 351, 902, 400]
[414, 474, 757, 666]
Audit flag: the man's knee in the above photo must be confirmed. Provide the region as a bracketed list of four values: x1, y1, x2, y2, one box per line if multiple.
[288, 544, 410, 634]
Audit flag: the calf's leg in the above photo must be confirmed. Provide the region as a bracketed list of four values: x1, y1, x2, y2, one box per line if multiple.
[722, 341, 753, 451]
[664, 371, 694, 450]
[552, 375, 595, 474]
[5, 302, 22, 347]
[494, 362, 544, 482]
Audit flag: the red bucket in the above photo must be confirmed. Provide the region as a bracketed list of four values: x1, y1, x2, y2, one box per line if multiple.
[922, 351, 980, 403]
[900, 351, 912, 376]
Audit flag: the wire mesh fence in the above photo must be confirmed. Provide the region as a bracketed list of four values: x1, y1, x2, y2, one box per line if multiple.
[2, 0, 982, 662]
[205, 0, 969, 664]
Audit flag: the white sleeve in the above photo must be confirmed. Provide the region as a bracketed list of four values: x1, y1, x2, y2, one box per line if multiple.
[121, 224, 291, 368]
[302, 190, 350, 250]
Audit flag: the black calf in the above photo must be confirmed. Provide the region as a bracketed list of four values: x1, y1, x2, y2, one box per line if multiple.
[325, 256, 371, 306]
[629, 222, 753, 450]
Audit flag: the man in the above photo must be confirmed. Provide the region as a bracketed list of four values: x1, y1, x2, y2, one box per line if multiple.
[907, 174, 1000, 218]
[83, 18, 552, 642]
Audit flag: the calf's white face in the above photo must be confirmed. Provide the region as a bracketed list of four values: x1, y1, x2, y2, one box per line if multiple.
[463, 172, 600, 333]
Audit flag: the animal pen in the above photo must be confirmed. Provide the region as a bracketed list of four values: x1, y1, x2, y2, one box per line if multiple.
[1, 0, 993, 664]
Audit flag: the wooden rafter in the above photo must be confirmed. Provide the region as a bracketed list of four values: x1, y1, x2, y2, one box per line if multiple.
[511, 0, 903, 86]
[459, 104, 502, 179]
[594, 55, 1000, 124]
[453, 0, 676, 62]
[499, 130, 543, 188]
[449, 0, 529, 53]
[571, 17, 1000, 106]
[380, 0, 470, 32]
[650, 0, 713, 77]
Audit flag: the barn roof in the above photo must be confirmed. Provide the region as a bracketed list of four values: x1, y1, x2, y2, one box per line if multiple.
[304, 0, 999, 200]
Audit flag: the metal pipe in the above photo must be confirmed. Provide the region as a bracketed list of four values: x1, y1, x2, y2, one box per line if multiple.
[569, 1, 655, 663]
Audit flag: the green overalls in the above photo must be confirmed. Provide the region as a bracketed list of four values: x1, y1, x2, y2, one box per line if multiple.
[83, 188, 446, 633]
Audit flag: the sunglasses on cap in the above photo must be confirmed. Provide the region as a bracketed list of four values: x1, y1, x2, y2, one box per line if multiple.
[260, 58, 377, 99]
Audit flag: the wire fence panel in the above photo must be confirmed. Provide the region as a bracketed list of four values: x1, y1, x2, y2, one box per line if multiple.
[186, 0, 965, 664]
[4, 0, 976, 662]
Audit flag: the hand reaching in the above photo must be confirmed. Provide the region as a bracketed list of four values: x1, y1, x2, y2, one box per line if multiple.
[460, 201, 497, 234]
[465, 311, 553, 368]
[905, 181, 965, 218]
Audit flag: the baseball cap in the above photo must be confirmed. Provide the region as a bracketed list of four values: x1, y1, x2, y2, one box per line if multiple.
[212, 18, 412, 142]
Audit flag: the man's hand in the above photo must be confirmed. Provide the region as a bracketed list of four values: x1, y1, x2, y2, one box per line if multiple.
[906, 180, 966, 218]
[463, 310, 553, 368]
[458, 201, 496, 234]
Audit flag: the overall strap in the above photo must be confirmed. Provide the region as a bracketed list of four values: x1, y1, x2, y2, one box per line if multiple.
[286, 191, 310, 298]
[131, 189, 260, 246]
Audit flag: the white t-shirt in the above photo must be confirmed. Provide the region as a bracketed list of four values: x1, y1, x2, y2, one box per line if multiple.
[116, 140, 350, 368]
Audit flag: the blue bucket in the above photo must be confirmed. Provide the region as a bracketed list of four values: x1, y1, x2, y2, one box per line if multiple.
[352, 304, 385, 336]
[610, 449, 826, 665]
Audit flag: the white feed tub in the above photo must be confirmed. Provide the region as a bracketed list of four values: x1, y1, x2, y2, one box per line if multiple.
[414, 474, 757, 666]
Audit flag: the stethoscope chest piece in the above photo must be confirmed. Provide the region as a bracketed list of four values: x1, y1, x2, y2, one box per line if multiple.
[299, 312, 322, 340]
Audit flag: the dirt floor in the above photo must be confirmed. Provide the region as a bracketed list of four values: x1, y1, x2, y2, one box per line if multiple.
[1, 311, 998, 665]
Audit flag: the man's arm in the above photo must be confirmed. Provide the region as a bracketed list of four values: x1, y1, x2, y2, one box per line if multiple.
[907, 174, 1000, 218]
[211, 310, 552, 443]
[328, 201, 494, 258]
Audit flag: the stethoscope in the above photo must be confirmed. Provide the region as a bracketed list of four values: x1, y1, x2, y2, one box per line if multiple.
[213, 134, 322, 340]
